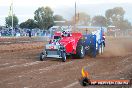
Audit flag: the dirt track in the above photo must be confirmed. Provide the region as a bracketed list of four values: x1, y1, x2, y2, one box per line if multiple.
[0, 37, 132, 88]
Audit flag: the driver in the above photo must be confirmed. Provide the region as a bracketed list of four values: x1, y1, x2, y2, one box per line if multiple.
[62, 30, 71, 37]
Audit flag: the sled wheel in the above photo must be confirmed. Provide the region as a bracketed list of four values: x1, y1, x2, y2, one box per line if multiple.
[101, 43, 104, 54]
[99, 43, 104, 55]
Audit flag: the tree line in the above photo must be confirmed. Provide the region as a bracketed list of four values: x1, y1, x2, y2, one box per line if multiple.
[5, 6, 132, 31]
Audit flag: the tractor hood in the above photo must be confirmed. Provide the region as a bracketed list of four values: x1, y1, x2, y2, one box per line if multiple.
[59, 33, 82, 47]
[59, 37, 72, 47]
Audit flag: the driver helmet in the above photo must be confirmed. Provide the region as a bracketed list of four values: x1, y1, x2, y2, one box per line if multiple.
[62, 30, 68, 37]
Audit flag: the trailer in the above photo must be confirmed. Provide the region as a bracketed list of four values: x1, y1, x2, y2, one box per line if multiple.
[40, 26, 105, 62]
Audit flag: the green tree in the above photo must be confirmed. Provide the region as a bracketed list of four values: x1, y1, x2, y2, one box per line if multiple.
[116, 19, 132, 30]
[19, 22, 26, 29]
[105, 7, 125, 26]
[53, 15, 65, 21]
[19, 19, 38, 29]
[34, 6, 54, 30]
[53, 15, 66, 26]
[105, 7, 132, 30]
[72, 12, 90, 25]
[5, 14, 19, 28]
[92, 16, 107, 27]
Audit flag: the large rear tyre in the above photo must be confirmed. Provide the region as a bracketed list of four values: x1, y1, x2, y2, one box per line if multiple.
[77, 45, 85, 58]
[40, 52, 46, 61]
[61, 52, 66, 62]
[76, 39, 85, 59]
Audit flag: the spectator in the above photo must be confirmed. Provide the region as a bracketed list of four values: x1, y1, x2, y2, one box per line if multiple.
[28, 30, 32, 37]
[0, 31, 1, 36]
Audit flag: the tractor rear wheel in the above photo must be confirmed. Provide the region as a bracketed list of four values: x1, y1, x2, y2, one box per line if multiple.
[76, 39, 85, 59]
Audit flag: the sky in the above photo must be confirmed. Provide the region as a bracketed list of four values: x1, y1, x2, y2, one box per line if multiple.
[0, 0, 132, 26]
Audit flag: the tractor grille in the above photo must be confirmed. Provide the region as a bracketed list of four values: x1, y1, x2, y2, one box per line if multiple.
[46, 50, 59, 55]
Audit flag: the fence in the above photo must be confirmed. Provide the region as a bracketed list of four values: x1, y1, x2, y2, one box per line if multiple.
[0, 28, 51, 37]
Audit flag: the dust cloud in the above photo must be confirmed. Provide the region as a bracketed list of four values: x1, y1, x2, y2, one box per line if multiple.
[103, 37, 132, 57]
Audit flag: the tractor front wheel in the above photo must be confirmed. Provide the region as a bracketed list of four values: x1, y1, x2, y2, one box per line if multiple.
[61, 52, 66, 62]
[40, 52, 46, 61]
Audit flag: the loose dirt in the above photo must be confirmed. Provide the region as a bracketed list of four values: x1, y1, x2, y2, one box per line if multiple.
[0, 37, 132, 88]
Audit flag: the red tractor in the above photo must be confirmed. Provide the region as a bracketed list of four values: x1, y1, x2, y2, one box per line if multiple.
[40, 30, 85, 62]
[40, 26, 105, 62]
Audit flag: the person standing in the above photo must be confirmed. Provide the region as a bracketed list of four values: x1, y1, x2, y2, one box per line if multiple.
[0, 31, 1, 36]
[28, 29, 32, 38]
